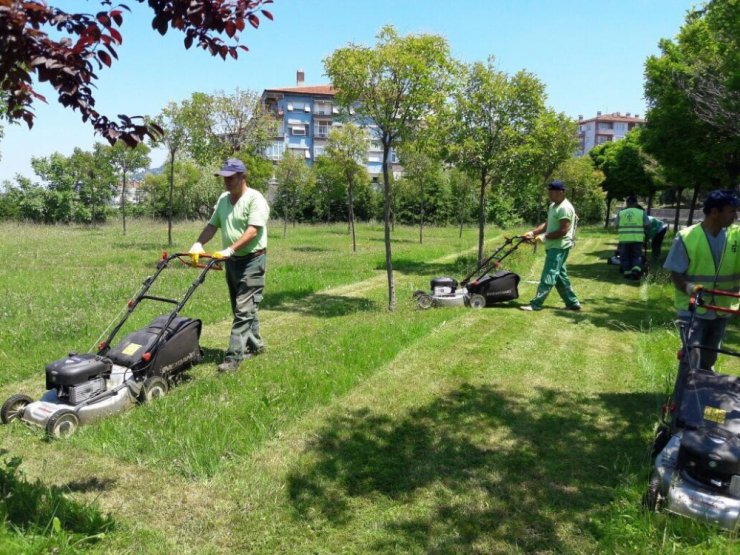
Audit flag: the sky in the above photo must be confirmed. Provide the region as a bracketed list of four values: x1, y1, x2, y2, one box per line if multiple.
[0, 0, 699, 183]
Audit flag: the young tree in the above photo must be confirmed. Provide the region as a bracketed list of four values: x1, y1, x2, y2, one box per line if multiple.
[325, 25, 454, 310]
[0, 1, 274, 145]
[445, 58, 546, 262]
[104, 142, 151, 234]
[325, 123, 369, 251]
[447, 168, 477, 238]
[274, 150, 312, 238]
[398, 146, 439, 244]
[312, 156, 347, 223]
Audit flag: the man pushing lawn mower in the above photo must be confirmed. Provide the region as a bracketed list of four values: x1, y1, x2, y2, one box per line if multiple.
[189, 158, 270, 373]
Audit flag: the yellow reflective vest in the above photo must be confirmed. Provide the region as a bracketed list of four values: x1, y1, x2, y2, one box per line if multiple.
[674, 223, 740, 315]
[617, 207, 645, 243]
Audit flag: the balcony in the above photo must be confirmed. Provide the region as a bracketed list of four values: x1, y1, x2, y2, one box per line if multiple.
[314, 124, 331, 138]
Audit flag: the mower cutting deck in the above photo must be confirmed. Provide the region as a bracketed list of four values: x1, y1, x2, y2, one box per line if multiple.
[1, 252, 222, 439]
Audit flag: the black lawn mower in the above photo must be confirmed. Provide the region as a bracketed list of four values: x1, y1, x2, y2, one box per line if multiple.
[1, 252, 223, 439]
[646, 288, 740, 529]
[413, 236, 529, 309]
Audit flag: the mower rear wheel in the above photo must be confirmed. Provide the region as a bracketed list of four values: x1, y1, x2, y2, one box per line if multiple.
[412, 290, 426, 300]
[469, 294, 486, 309]
[417, 294, 434, 310]
[1, 394, 33, 424]
[46, 409, 79, 439]
[643, 471, 664, 512]
[141, 376, 169, 403]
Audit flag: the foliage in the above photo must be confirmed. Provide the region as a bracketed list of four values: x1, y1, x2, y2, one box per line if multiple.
[140, 159, 216, 219]
[552, 156, 607, 224]
[274, 150, 313, 237]
[104, 141, 150, 234]
[0, 1, 274, 145]
[325, 25, 455, 309]
[590, 131, 658, 201]
[642, 0, 740, 187]
[444, 57, 547, 261]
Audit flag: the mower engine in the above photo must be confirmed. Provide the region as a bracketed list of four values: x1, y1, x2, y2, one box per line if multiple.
[46, 354, 111, 405]
[431, 277, 458, 296]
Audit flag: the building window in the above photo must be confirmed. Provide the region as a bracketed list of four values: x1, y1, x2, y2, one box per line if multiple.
[597, 122, 613, 131]
[315, 120, 331, 138]
[314, 145, 325, 158]
[265, 142, 285, 161]
[596, 135, 610, 144]
[315, 101, 332, 115]
[287, 103, 293, 111]
[291, 125, 306, 136]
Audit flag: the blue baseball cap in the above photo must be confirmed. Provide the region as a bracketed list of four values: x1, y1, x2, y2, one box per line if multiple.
[214, 158, 246, 177]
[703, 189, 740, 213]
[547, 180, 565, 191]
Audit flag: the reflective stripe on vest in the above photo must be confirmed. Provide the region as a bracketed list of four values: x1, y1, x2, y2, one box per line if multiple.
[674, 223, 740, 314]
[618, 208, 645, 242]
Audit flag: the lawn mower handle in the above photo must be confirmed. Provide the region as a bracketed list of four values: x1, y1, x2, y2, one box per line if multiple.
[460, 236, 531, 286]
[690, 288, 740, 316]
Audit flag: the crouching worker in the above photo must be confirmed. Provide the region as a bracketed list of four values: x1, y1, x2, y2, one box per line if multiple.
[520, 180, 582, 312]
[664, 189, 740, 370]
[616, 195, 649, 279]
[189, 158, 270, 373]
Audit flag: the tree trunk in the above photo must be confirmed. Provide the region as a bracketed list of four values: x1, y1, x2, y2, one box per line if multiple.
[673, 187, 684, 233]
[687, 184, 700, 226]
[89, 170, 96, 227]
[167, 151, 175, 246]
[477, 170, 487, 264]
[348, 180, 356, 252]
[382, 145, 395, 311]
[458, 185, 466, 239]
[604, 196, 613, 229]
[419, 179, 424, 244]
[121, 170, 127, 235]
[647, 191, 654, 214]
[283, 207, 288, 239]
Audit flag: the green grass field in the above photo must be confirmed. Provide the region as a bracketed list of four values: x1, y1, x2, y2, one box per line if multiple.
[1, 220, 739, 554]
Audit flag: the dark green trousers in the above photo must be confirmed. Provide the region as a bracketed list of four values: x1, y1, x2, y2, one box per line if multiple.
[224, 253, 266, 362]
[529, 248, 579, 309]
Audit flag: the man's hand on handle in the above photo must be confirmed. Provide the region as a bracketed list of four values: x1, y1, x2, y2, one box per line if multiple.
[213, 247, 235, 260]
[188, 242, 205, 265]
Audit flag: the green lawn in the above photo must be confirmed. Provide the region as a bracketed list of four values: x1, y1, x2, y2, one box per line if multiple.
[1, 220, 738, 553]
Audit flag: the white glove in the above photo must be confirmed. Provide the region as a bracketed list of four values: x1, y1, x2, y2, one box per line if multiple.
[685, 282, 704, 295]
[213, 247, 235, 260]
[189, 242, 205, 255]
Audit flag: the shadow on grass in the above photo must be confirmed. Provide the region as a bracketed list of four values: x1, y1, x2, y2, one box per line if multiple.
[63, 476, 117, 494]
[389, 256, 478, 280]
[287, 383, 655, 553]
[292, 246, 330, 253]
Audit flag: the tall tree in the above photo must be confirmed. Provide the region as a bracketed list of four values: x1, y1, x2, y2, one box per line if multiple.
[274, 150, 312, 239]
[104, 142, 150, 234]
[444, 58, 546, 262]
[325, 25, 454, 310]
[325, 123, 369, 251]
[0, 1, 274, 145]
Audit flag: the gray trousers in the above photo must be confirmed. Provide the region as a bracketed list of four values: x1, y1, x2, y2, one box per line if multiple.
[224, 252, 266, 362]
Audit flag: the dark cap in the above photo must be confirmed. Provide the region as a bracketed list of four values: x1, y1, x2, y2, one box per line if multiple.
[547, 180, 565, 191]
[703, 189, 740, 213]
[214, 158, 246, 177]
[626, 195, 638, 204]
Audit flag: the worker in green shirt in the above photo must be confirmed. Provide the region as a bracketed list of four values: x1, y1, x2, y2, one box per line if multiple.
[521, 180, 582, 312]
[189, 158, 271, 373]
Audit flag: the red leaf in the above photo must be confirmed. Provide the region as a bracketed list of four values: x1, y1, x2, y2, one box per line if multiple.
[96, 13, 110, 27]
[229, 47, 237, 60]
[261, 9, 273, 21]
[110, 10, 123, 26]
[248, 14, 259, 29]
[184, 34, 193, 49]
[225, 20, 236, 38]
[109, 27, 122, 44]
[98, 51, 112, 67]
[235, 18, 245, 31]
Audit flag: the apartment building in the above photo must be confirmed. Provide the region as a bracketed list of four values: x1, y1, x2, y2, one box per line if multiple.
[576, 111, 645, 156]
[261, 70, 401, 182]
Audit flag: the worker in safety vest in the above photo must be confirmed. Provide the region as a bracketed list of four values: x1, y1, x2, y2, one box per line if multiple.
[646, 215, 669, 262]
[616, 195, 649, 279]
[664, 189, 740, 370]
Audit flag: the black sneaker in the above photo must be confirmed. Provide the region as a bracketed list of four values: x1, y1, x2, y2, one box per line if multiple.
[243, 346, 267, 360]
[217, 359, 240, 373]
[565, 304, 582, 311]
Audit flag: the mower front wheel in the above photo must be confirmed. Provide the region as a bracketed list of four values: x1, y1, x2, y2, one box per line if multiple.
[643, 471, 664, 512]
[141, 376, 169, 403]
[469, 294, 486, 309]
[1, 394, 33, 424]
[416, 294, 435, 310]
[46, 409, 79, 439]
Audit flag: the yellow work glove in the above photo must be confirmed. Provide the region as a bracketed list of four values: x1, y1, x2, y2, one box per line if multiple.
[685, 282, 704, 295]
[188, 242, 205, 265]
[213, 247, 235, 260]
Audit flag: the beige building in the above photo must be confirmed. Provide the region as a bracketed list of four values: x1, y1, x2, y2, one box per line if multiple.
[577, 111, 645, 156]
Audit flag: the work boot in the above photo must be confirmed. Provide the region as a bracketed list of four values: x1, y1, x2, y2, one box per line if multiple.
[243, 346, 267, 360]
[217, 359, 240, 373]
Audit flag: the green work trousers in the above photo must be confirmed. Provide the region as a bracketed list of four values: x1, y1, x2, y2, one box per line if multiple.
[529, 247, 579, 309]
[224, 252, 266, 362]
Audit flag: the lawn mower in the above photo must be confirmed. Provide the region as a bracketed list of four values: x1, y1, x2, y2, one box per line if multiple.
[0, 252, 223, 439]
[646, 288, 740, 529]
[413, 236, 528, 309]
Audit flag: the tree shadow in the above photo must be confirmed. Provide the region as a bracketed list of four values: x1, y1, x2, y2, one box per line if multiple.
[63, 476, 117, 494]
[269, 294, 377, 318]
[286, 383, 656, 553]
[390, 256, 477, 279]
[292, 246, 330, 253]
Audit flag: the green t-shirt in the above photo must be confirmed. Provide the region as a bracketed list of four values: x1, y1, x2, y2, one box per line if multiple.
[208, 189, 270, 255]
[545, 198, 576, 250]
[647, 216, 665, 239]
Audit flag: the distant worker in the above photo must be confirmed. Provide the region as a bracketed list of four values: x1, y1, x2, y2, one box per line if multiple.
[616, 195, 649, 279]
[646, 215, 669, 262]
[663, 189, 740, 370]
[189, 158, 270, 373]
[521, 180, 581, 312]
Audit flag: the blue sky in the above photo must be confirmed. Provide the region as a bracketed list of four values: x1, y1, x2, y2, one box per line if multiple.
[0, 0, 698, 183]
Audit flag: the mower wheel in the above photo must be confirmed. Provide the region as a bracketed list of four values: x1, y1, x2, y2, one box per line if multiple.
[46, 409, 79, 439]
[141, 376, 169, 403]
[643, 471, 664, 512]
[1, 394, 33, 424]
[416, 294, 435, 310]
[412, 290, 426, 300]
[651, 424, 671, 459]
[469, 294, 486, 309]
